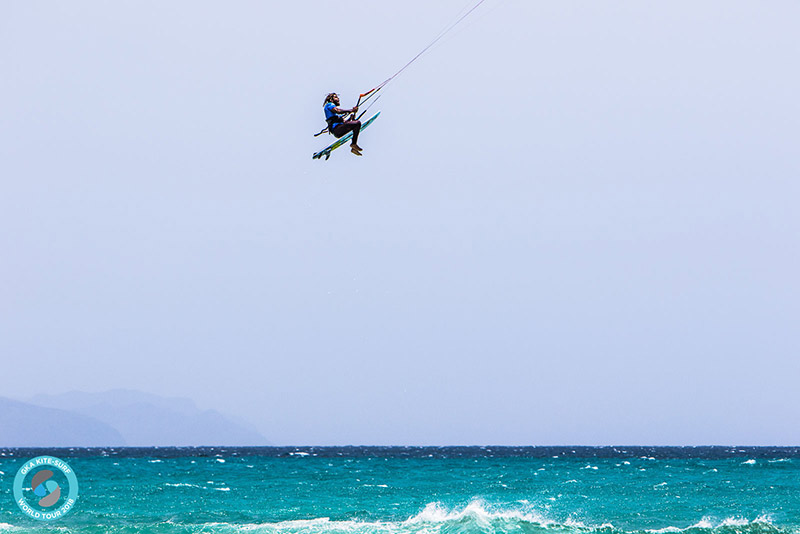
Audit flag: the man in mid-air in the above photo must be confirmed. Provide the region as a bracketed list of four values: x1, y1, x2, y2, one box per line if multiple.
[324, 93, 363, 156]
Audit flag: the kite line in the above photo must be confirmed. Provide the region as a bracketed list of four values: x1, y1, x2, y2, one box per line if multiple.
[356, 0, 492, 108]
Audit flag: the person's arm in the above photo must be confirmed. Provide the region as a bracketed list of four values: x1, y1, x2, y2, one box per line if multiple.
[331, 106, 358, 115]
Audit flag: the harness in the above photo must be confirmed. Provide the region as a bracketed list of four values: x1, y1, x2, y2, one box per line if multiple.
[326, 115, 343, 132]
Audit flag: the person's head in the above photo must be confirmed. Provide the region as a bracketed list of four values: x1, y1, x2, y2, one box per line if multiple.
[325, 93, 340, 105]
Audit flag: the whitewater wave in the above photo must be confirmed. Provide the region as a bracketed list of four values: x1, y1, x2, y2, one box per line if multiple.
[0, 504, 791, 534]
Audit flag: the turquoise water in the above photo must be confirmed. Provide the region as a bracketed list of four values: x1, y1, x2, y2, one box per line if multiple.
[1, 447, 798, 534]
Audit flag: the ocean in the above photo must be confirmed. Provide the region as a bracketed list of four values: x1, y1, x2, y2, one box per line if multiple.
[0, 447, 797, 534]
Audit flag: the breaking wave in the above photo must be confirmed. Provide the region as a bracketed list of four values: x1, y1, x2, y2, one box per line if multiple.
[0, 502, 792, 534]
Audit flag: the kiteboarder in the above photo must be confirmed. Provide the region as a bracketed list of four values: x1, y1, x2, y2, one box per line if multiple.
[324, 93, 363, 155]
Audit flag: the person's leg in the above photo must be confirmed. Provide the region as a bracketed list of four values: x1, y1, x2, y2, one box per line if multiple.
[330, 123, 346, 138]
[347, 120, 361, 147]
[332, 121, 362, 145]
[331, 121, 363, 154]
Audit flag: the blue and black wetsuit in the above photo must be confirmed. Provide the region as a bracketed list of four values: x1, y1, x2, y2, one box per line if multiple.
[324, 102, 361, 145]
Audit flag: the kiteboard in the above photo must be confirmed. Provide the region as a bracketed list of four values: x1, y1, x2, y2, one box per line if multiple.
[312, 112, 381, 160]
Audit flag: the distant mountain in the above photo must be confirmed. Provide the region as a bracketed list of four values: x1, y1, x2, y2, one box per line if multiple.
[0, 397, 126, 447]
[28, 389, 270, 446]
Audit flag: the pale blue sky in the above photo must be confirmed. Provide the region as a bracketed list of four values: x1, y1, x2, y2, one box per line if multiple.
[1, 1, 799, 445]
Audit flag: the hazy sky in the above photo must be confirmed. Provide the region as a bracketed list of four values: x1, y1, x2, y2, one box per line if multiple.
[2, 1, 798, 446]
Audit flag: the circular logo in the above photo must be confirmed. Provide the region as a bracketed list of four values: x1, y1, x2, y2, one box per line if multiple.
[13, 456, 78, 521]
